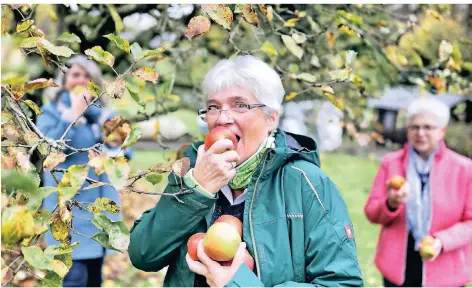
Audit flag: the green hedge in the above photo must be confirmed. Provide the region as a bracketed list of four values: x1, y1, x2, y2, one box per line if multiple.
[445, 122, 472, 159]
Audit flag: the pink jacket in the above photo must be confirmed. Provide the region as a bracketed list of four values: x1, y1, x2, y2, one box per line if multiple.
[364, 140, 472, 287]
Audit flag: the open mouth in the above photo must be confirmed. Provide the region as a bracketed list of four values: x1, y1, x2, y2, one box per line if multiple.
[235, 135, 241, 143]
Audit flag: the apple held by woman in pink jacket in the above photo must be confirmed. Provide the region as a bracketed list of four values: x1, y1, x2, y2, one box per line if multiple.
[364, 98, 472, 287]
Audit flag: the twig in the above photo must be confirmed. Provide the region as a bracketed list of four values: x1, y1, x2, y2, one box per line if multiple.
[297, 79, 351, 95]
[71, 228, 93, 238]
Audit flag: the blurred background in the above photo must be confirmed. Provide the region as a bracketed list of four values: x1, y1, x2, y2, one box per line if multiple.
[1, 3, 471, 287]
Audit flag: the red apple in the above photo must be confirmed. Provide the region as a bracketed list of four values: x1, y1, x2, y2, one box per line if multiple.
[220, 249, 255, 271]
[203, 222, 241, 261]
[214, 215, 243, 237]
[187, 232, 206, 261]
[204, 126, 238, 151]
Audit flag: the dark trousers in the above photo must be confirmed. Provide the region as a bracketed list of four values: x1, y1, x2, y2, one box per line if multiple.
[384, 233, 423, 287]
[63, 257, 104, 287]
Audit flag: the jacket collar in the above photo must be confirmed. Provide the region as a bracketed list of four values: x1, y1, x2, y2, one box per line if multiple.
[401, 140, 446, 173]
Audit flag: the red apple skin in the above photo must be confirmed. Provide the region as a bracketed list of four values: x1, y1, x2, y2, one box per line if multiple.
[204, 126, 238, 151]
[214, 215, 243, 237]
[203, 222, 241, 261]
[220, 249, 254, 271]
[187, 233, 206, 261]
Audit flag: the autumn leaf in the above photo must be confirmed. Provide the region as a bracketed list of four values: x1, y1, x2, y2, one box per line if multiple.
[260, 41, 278, 57]
[242, 4, 259, 27]
[185, 16, 211, 40]
[121, 126, 143, 148]
[10, 84, 25, 100]
[1, 110, 13, 125]
[87, 80, 101, 97]
[57, 32, 81, 43]
[44, 242, 78, 256]
[16, 19, 34, 33]
[85, 46, 115, 67]
[104, 33, 130, 53]
[88, 197, 120, 214]
[2, 123, 21, 141]
[24, 78, 58, 91]
[284, 92, 298, 101]
[143, 47, 166, 57]
[51, 213, 70, 242]
[21, 246, 68, 277]
[201, 4, 233, 30]
[104, 157, 130, 190]
[105, 80, 126, 99]
[58, 165, 89, 201]
[326, 32, 336, 49]
[88, 151, 107, 176]
[23, 131, 48, 155]
[43, 152, 67, 172]
[38, 38, 75, 57]
[321, 85, 335, 94]
[172, 157, 190, 178]
[281, 35, 303, 59]
[23, 100, 43, 115]
[132, 67, 159, 84]
[284, 18, 299, 28]
[1, 206, 35, 245]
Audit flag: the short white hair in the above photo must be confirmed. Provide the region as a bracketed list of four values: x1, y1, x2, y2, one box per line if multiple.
[201, 55, 285, 114]
[407, 97, 450, 128]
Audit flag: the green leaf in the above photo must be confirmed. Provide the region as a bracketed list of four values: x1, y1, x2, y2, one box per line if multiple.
[104, 156, 130, 190]
[281, 35, 303, 59]
[28, 187, 57, 211]
[104, 33, 130, 53]
[201, 4, 233, 30]
[44, 242, 79, 256]
[291, 33, 306, 44]
[1, 206, 35, 245]
[125, 82, 143, 105]
[85, 46, 115, 67]
[130, 42, 144, 61]
[306, 15, 321, 33]
[87, 80, 101, 97]
[91, 232, 115, 250]
[54, 253, 72, 269]
[32, 209, 53, 235]
[43, 152, 67, 172]
[260, 41, 278, 57]
[21, 246, 68, 277]
[143, 47, 166, 57]
[297, 73, 317, 83]
[337, 10, 363, 25]
[58, 165, 89, 201]
[234, 4, 244, 13]
[38, 38, 75, 57]
[122, 127, 143, 148]
[57, 32, 81, 43]
[328, 69, 351, 81]
[108, 221, 130, 252]
[16, 19, 34, 33]
[23, 100, 43, 115]
[310, 55, 321, 68]
[92, 213, 113, 233]
[106, 4, 124, 34]
[345, 50, 357, 66]
[132, 67, 159, 84]
[146, 173, 163, 185]
[88, 197, 120, 214]
[41, 271, 62, 287]
[1, 169, 39, 195]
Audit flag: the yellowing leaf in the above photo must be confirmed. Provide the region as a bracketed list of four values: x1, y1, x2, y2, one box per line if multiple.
[185, 16, 211, 40]
[16, 19, 34, 33]
[281, 35, 303, 59]
[85, 46, 115, 67]
[297, 73, 317, 83]
[106, 4, 124, 34]
[260, 41, 278, 57]
[321, 85, 334, 94]
[23, 99, 43, 115]
[132, 67, 159, 84]
[58, 165, 89, 201]
[201, 4, 233, 30]
[324, 91, 343, 111]
[1, 206, 35, 245]
[326, 32, 336, 49]
[82, 182, 106, 191]
[24, 78, 58, 91]
[88, 197, 120, 214]
[105, 80, 126, 99]
[284, 18, 299, 28]
[144, 47, 166, 57]
[21, 246, 68, 277]
[38, 38, 75, 57]
[122, 126, 143, 148]
[339, 24, 358, 37]
[57, 32, 81, 43]
[20, 37, 40, 48]
[30, 25, 45, 38]
[104, 157, 130, 190]
[1, 73, 29, 85]
[2, 123, 21, 141]
[104, 33, 130, 53]
[50, 213, 70, 242]
[11, 84, 25, 100]
[87, 80, 101, 97]
[43, 152, 67, 172]
[242, 4, 259, 26]
[426, 9, 444, 21]
[266, 6, 274, 22]
[328, 69, 351, 80]
[284, 92, 298, 101]
[1, 110, 13, 125]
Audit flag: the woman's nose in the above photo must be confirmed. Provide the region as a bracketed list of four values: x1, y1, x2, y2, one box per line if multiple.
[216, 110, 234, 125]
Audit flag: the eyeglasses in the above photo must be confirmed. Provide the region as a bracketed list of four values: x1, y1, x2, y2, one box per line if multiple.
[407, 125, 438, 133]
[198, 102, 266, 122]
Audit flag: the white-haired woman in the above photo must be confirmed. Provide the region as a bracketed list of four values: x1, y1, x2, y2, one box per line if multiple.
[365, 98, 472, 287]
[37, 55, 133, 287]
[129, 55, 364, 287]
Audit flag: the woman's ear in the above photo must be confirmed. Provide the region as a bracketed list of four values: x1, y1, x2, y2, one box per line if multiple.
[267, 111, 279, 131]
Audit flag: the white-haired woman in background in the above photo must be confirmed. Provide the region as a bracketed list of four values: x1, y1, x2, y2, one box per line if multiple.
[129, 55, 364, 287]
[365, 98, 472, 287]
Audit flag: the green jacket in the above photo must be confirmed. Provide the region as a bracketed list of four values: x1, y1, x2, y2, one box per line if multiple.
[128, 129, 364, 287]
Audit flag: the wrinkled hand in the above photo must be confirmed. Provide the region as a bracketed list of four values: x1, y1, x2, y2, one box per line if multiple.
[186, 239, 248, 287]
[386, 181, 408, 209]
[193, 139, 240, 194]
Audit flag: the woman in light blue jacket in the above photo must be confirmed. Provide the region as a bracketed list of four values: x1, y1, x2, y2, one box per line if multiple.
[37, 55, 132, 287]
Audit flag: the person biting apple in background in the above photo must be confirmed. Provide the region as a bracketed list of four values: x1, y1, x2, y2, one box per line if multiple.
[128, 55, 364, 287]
[364, 98, 472, 287]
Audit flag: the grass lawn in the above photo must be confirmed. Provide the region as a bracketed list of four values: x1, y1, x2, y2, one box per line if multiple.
[128, 149, 384, 286]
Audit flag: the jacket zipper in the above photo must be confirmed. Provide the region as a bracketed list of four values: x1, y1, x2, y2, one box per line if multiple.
[249, 151, 269, 280]
[422, 165, 434, 287]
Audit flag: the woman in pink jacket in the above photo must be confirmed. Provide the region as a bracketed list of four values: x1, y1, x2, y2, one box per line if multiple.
[365, 97, 472, 287]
